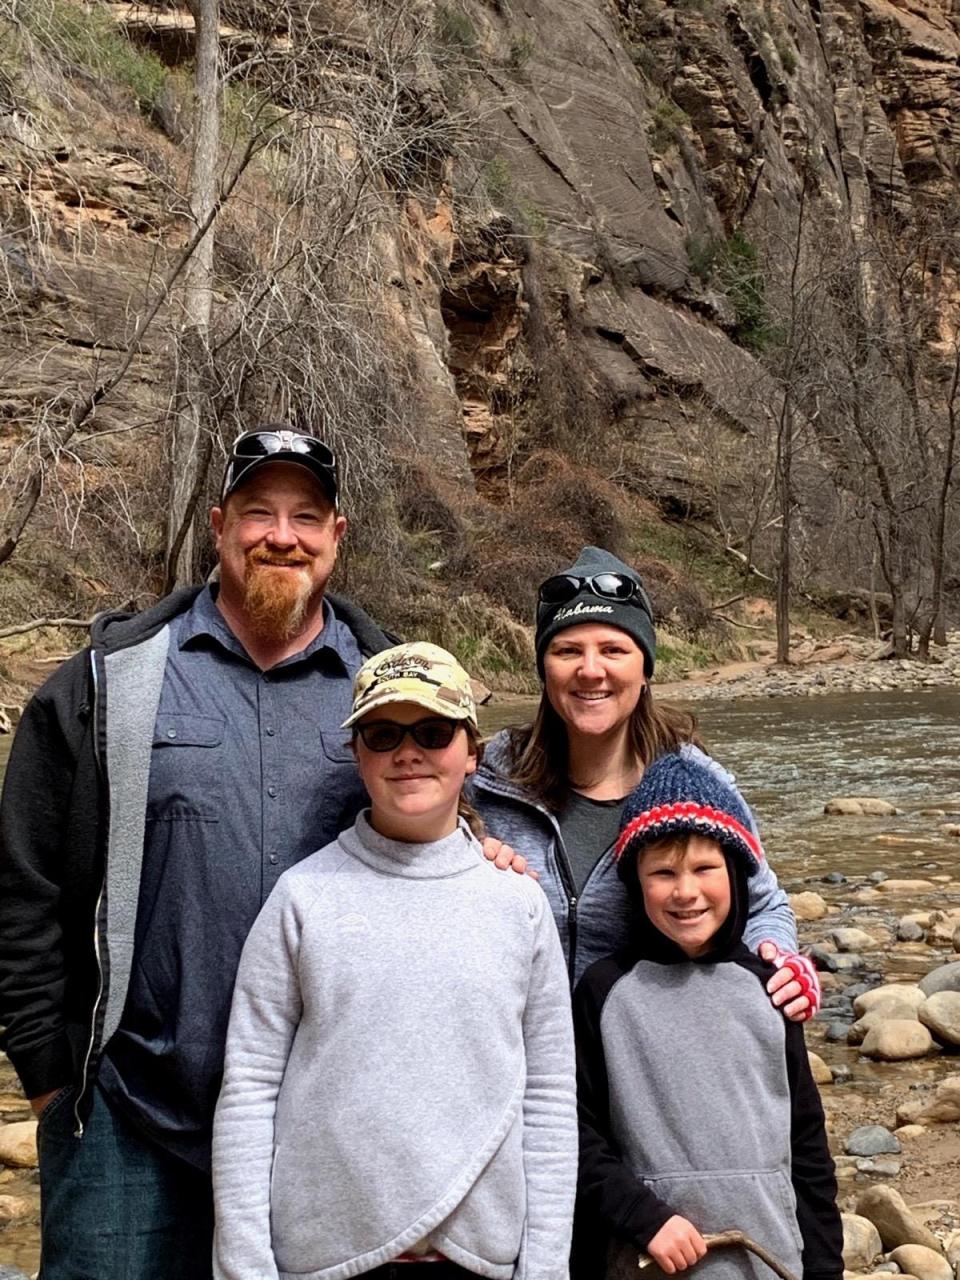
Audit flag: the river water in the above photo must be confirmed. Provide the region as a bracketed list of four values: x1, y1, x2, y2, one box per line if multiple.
[481, 688, 960, 886]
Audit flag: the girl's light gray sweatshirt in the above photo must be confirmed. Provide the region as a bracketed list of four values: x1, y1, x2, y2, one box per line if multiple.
[212, 813, 577, 1280]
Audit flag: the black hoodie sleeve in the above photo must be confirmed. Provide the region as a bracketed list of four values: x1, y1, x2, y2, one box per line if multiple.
[0, 651, 94, 1096]
[573, 958, 676, 1254]
[784, 1020, 844, 1280]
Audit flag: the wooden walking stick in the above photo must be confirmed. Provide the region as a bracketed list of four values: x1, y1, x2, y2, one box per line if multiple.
[635, 1229, 801, 1280]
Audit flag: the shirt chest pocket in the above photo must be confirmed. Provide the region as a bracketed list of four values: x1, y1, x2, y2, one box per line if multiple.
[147, 714, 225, 822]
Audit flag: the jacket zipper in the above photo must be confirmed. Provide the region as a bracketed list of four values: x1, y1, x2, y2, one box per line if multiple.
[75, 652, 106, 1138]
[476, 772, 582, 981]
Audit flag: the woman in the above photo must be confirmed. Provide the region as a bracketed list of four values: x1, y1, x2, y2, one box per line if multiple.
[473, 546, 818, 1018]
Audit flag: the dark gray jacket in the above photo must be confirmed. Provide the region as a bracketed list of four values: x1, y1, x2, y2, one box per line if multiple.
[469, 733, 797, 987]
[0, 587, 391, 1131]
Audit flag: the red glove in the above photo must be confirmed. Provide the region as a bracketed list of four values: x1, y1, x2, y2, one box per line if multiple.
[759, 942, 821, 1020]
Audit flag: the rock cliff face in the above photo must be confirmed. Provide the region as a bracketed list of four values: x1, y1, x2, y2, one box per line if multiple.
[0, 0, 957, 665]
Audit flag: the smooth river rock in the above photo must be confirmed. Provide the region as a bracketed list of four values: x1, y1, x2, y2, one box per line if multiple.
[0, 1194, 31, 1225]
[843, 1214, 883, 1270]
[918, 991, 960, 1046]
[853, 984, 926, 1017]
[888, 1247, 952, 1280]
[845, 1125, 901, 1156]
[897, 1075, 960, 1125]
[919, 961, 960, 997]
[0, 1119, 38, 1169]
[832, 927, 878, 952]
[855, 1186, 942, 1252]
[825, 798, 899, 816]
[809, 1052, 833, 1084]
[876, 880, 937, 895]
[790, 891, 829, 921]
[861, 1020, 935, 1060]
[848, 1001, 920, 1045]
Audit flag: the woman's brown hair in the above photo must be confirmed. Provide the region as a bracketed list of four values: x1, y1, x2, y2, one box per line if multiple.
[505, 686, 702, 810]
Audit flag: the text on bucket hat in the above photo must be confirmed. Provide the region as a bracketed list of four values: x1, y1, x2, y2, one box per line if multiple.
[342, 643, 478, 730]
[535, 546, 657, 678]
[614, 752, 764, 875]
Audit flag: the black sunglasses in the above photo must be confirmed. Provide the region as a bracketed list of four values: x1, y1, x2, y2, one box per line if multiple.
[221, 430, 338, 502]
[538, 572, 653, 615]
[355, 717, 463, 752]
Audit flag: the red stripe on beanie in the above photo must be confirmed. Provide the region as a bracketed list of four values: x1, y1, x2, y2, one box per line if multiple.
[614, 802, 764, 864]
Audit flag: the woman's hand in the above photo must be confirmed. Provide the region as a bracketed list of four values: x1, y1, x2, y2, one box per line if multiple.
[646, 1216, 707, 1273]
[759, 942, 821, 1021]
[481, 837, 539, 879]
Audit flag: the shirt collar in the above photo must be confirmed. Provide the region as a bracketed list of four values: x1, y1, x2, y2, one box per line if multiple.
[178, 584, 353, 671]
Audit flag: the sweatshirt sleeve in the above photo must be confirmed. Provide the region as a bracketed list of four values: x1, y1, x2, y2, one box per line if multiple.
[212, 876, 306, 1280]
[684, 745, 798, 954]
[516, 889, 579, 1280]
[784, 1022, 844, 1280]
[573, 961, 675, 1254]
[0, 655, 92, 1097]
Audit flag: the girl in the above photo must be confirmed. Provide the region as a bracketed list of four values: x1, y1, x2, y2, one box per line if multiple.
[212, 642, 577, 1280]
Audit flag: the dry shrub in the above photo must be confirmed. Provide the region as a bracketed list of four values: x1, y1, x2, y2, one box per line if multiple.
[392, 458, 467, 547]
[511, 451, 627, 556]
[636, 556, 713, 632]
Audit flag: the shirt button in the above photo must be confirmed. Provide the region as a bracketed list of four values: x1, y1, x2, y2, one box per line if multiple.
[166, 728, 177, 739]
[268, 785, 278, 798]
[268, 853, 279, 865]
[265, 727, 275, 737]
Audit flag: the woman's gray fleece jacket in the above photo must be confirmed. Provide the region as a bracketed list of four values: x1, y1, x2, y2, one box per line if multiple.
[212, 814, 577, 1280]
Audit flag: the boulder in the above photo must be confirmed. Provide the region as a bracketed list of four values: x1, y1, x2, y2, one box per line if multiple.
[853, 984, 926, 1017]
[898, 1076, 960, 1125]
[832, 927, 878, 952]
[825, 798, 899, 816]
[888, 1248, 952, 1280]
[0, 1120, 38, 1169]
[876, 880, 937, 895]
[942, 824, 960, 837]
[945, 1231, 960, 1268]
[898, 919, 925, 942]
[848, 1001, 921, 1045]
[845, 1125, 901, 1156]
[919, 961, 960, 997]
[808, 1052, 833, 1084]
[842, 1214, 883, 1271]
[861, 1020, 935, 1060]
[855, 1186, 942, 1252]
[790, 891, 829, 921]
[954, 924, 960, 952]
[918, 991, 960, 1046]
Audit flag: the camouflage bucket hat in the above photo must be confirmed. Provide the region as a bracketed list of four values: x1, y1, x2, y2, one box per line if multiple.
[341, 642, 478, 730]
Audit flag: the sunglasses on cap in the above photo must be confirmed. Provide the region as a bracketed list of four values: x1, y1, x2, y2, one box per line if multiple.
[220, 429, 338, 504]
[538, 572, 653, 615]
[354, 717, 463, 752]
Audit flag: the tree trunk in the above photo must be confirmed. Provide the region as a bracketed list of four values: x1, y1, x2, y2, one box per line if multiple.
[775, 398, 793, 664]
[165, 0, 220, 589]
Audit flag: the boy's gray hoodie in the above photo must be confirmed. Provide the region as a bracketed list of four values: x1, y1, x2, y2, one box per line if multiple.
[212, 813, 577, 1280]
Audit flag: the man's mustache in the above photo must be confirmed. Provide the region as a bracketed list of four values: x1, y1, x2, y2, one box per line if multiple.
[246, 550, 312, 568]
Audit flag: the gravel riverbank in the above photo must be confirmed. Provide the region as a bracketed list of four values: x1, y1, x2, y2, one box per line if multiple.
[658, 633, 960, 704]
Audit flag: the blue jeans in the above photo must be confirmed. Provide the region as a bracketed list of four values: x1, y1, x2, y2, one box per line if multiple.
[37, 1084, 213, 1280]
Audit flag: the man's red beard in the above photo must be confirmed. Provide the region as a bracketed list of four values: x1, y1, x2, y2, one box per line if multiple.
[242, 548, 316, 641]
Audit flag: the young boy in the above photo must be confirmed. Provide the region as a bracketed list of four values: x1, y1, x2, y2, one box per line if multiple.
[212, 642, 577, 1280]
[572, 753, 842, 1280]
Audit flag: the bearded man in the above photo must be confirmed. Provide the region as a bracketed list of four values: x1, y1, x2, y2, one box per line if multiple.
[0, 429, 397, 1278]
